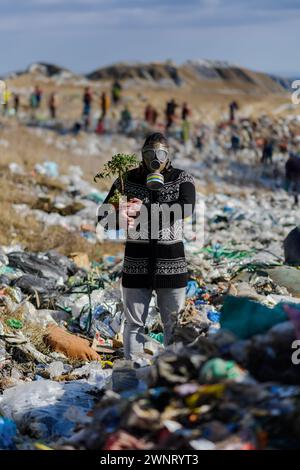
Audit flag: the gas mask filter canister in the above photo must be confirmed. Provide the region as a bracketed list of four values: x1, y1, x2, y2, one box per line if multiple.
[142, 145, 169, 190]
[146, 172, 164, 190]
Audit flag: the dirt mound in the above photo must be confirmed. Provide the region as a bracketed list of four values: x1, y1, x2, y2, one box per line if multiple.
[6, 59, 290, 100]
[27, 62, 71, 77]
[87, 61, 183, 85]
[86, 59, 288, 95]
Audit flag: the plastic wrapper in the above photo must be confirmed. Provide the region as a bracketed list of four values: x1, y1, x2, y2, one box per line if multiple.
[0, 378, 108, 440]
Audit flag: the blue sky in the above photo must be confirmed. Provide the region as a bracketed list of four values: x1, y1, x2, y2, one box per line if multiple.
[1, 0, 299, 76]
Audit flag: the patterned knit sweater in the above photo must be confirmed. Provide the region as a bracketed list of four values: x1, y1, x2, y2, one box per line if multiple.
[98, 165, 196, 289]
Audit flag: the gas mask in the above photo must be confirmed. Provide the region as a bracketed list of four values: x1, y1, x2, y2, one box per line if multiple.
[142, 144, 169, 190]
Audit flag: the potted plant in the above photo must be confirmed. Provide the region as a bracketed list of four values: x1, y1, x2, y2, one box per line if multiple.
[94, 153, 138, 206]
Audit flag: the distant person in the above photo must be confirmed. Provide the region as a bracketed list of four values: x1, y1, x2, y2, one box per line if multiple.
[231, 132, 240, 153]
[144, 104, 158, 126]
[195, 134, 204, 151]
[119, 106, 132, 133]
[181, 102, 191, 121]
[29, 90, 38, 118]
[165, 98, 178, 130]
[82, 87, 92, 130]
[111, 80, 122, 105]
[83, 86, 92, 113]
[229, 101, 239, 122]
[72, 121, 82, 136]
[195, 127, 205, 151]
[181, 119, 190, 145]
[261, 138, 274, 165]
[101, 91, 110, 119]
[35, 86, 43, 108]
[145, 104, 153, 124]
[13, 94, 20, 115]
[96, 116, 105, 135]
[48, 92, 57, 119]
[2, 88, 11, 115]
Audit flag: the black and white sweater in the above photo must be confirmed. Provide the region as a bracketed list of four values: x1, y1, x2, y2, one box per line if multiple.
[98, 165, 196, 289]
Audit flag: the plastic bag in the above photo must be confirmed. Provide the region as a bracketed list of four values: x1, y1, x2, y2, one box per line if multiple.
[0, 380, 96, 440]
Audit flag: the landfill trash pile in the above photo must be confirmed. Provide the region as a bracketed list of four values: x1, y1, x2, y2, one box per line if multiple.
[9, 160, 109, 244]
[0, 245, 124, 449]
[30, 128, 139, 159]
[65, 296, 300, 451]
[185, 189, 300, 286]
[1, 160, 300, 449]
[1, 107, 300, 450]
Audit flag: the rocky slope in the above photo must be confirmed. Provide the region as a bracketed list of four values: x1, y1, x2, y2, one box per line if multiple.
[8, 60, 292, 96]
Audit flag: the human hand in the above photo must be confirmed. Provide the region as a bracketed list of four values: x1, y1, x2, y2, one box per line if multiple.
[119, 201, 134, 228]
[119, 198, 143, 229]
[127, 198, 143, 217]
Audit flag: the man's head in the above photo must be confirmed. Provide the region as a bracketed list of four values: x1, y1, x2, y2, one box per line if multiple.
[142, 133, 169, 190]
[142, 133, 169, 173]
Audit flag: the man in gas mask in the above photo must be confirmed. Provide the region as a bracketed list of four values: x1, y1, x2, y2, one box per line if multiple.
[98, 133, 195, 360]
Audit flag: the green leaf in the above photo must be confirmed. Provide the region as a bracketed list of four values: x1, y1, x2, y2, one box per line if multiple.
[94, 153, 138, 193]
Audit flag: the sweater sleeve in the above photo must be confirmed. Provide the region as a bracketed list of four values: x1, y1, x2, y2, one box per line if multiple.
[160, 178, 196, 222]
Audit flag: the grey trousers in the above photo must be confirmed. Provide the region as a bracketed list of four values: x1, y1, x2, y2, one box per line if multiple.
[122, 287, 186, 360]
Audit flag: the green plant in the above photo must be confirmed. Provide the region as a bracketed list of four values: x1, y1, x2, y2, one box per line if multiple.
[94, 153, 138, 204]
[108, 189, 122, 205]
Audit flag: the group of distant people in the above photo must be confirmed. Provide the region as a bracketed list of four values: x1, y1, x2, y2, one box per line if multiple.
[2, 90, 20, 116]
[3, 81, 300, 206]
[2, 86, 58, 119]
[77, 86, 300, 206]
[29, 86, 58, 119]
[80, 86, 194, 138]
[143, 98, 192, 144]
[81, 81, 124, 132]
[2, 80, 124, 127]
[165, 99, 191, 129]
[3, 80, 192, 142]
[222, 103, 286, 167]
[213, 106, 300, 205]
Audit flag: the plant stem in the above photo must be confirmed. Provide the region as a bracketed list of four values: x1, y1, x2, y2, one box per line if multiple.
[119, 170, 124, 194]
